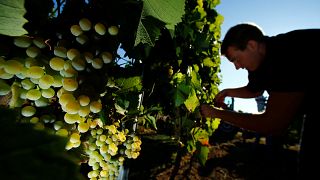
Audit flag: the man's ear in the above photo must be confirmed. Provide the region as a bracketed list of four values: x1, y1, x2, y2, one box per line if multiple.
[246, 40, 258, 51]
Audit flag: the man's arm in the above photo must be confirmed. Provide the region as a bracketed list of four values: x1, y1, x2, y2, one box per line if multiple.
[215, 86, 263, 104]
[201, 91, 304, 135]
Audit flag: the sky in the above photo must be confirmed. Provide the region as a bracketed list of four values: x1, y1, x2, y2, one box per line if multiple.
[216, 0, 320, 113]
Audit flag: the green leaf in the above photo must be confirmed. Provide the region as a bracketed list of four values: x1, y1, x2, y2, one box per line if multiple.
[135, 0, 185, 46]
[173, 82, 190, 107]
[0, 0, 28, 36]
[143, 0, 185, 30]
[146, 114, 157, 130]
[135, 15, 165, 46]
[115, 103, 128, 115]
[203, 57, 215, 67]
[197, 145, 209, 166]
[115, 76, 142, 92]
[184, 89, 199, 112]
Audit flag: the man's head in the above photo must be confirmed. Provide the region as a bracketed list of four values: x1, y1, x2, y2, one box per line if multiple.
[221, 23, 266, 71]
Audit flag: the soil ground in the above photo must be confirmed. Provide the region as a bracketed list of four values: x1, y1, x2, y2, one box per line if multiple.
[127, 129, 301, 180]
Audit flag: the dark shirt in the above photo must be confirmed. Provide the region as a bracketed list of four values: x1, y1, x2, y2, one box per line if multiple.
[246, 29, 320, 178]
[247, 29, 320, 94]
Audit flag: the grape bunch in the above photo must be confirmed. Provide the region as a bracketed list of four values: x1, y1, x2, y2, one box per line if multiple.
[0, 17, 141, 180]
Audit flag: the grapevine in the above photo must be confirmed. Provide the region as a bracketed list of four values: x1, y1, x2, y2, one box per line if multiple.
[0, 17, 142, 180]
[0, 0, 223, 178]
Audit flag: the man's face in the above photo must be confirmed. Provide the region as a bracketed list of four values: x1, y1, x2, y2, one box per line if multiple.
[225, 40, 263, 71]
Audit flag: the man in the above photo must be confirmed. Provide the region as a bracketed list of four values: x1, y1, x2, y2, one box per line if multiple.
[200, 23, 319, 178]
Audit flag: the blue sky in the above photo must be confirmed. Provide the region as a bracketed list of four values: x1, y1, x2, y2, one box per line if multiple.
[216, 0, 320, 113]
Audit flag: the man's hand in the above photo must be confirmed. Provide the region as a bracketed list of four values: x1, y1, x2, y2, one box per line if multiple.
[200, 104, 214, 118]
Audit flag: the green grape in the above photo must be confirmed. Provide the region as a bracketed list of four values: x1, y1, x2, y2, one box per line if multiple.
[64, 113, 80, 124]
[41, 87, 55, 98]
[26, 89, 42, 101]
[15, 68, 28, 79]
[33, 37, 46, 49]
[71, 57, 86, 71]
[96, 129, 103, 135]
[62, 78, 78, 91]
[54, 121, 64, 130]
[0, 68, 14, 79]
[34, 121, 45, 130]
[21, 105, 36, 117]
[24, 57, 38, 68]
[4, 60, 24, 75]
[76, 34, 88, 45]
[99, 135, 107, 142]
[78, 122, 90, 133]
[26, 46, 40, 58]
[54, 46, 67, 58]
[40, 114, 55, 123]
[34, 97, 50, 107]
[83, 52, 94, 63]
[59, 93, 75, 106]
[78, 95, 90, 106]
[21, 79, 35, 90]
[60, 66, 78, 78]
[100, 170, 108, 178]
[26, 66, 45, 79]
[105, 138, 112, 145]
[99, 144, 108, 154]
[50, 57, 65, 71]
[0, 79, 11, 95]
[65, 141, 74, 150]
[72, 141, 81, 148]
[101, 52, 113, 64]
[79, 18, 92, 31]
[19, 88, 27, 99]
[29, 77, 39, 84]
[30, 116, 39, 124]
[95, 139, 103, 147]
[131, 152, 139, 159]
[70, 132, 81, 143]
[92, 58, 103, 69]
[56, 128, 69, 137]
[90, 100, 102, 113]
[39, 74, 54, 89]
[108, 26, 119, 36]
[65, 100, 80, 114]
[78, 105, 90, 117]
[14, 36, 32, 48]
[94, 23, 106, 35]
[70, 24, 83, 36]
[67, 48, 80, 60]
[52, 75, 63, 87]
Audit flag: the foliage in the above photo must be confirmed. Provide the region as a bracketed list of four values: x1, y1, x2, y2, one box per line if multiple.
[0, 0, 223, 178]
[0, 0, 28, 36]
[0, 108, 84, 180]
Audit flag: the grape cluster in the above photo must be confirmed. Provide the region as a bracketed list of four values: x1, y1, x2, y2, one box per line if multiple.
[0, 17, 141, 180]
[85, 123, 142, 179]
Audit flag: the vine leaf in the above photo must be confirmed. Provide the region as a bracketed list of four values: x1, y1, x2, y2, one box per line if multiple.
[184, 89, 199, 112]
[135, 0, 185, 46]
[0, 0, 28, 36]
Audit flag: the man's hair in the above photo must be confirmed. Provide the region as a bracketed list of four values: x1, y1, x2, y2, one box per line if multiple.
[221, 23, 264, 55]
